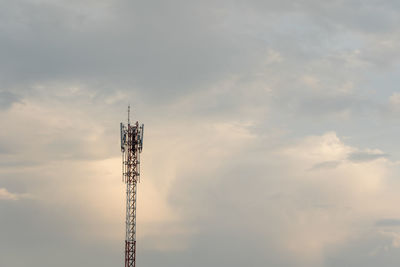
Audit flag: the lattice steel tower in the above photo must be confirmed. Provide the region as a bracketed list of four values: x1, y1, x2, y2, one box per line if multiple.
[120, 106, 144, 267]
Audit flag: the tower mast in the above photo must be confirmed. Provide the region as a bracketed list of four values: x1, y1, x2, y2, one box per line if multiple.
[120, 106, 144, 267]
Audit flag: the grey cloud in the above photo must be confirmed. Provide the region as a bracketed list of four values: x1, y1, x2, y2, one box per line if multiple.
[0, 200, 119, 267]
[299, 94, 360, 117]
[0, 0, 398, 113]
[375, 219, 400, 227]
[0, 91, 20, 110]
[0, 0, 255, 102]
[348, 151, 388, 162]
[158, 129, 397, 267]
[243, 0, 400, 34]
[139, 231, 297, 267]
[164, 144, 334, 266]
[325, 230, 400, 267]
[311, 161, 341, 170]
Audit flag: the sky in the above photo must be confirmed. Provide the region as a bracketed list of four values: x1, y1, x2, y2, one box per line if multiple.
[1, 0, 400, 266]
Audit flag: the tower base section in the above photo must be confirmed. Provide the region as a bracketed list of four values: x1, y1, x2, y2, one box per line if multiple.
[125, 240, 136, 267]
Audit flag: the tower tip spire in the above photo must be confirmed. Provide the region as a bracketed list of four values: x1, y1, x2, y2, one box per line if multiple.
[128, 105, 130, 125]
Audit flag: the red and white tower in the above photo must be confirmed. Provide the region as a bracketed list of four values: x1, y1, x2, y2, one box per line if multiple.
[120, 106, 144, 267]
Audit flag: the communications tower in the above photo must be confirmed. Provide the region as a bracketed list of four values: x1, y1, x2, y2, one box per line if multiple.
[120, 106, 144, 267]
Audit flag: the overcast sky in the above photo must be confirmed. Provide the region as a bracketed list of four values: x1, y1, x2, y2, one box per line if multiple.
[1, 0, 400, 266]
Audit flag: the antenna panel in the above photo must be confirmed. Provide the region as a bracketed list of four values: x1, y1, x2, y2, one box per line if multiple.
[120, 123, 125, 152]
[140, 124, 144, 151]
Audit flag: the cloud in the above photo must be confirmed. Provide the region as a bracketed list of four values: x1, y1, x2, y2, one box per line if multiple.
[326, 230, 400, 267]
[389, 92, 400, 112]
[0, 1, 400, 266]
[159, 130, 397, 265]
[376, 219, 400, 227]
[0, 0, 258, 103]
[0, 91, 20, 110]
[348, 150, 389, 162]
[0, 187, 30, 200]
[311, 161, 341, 170]
[1, 82, 397, 266]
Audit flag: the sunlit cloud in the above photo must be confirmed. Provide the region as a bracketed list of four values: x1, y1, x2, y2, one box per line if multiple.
[0, 187, 32, 201]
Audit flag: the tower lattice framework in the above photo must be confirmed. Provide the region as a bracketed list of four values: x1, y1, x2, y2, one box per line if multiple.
[121, 108, 143, 267]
